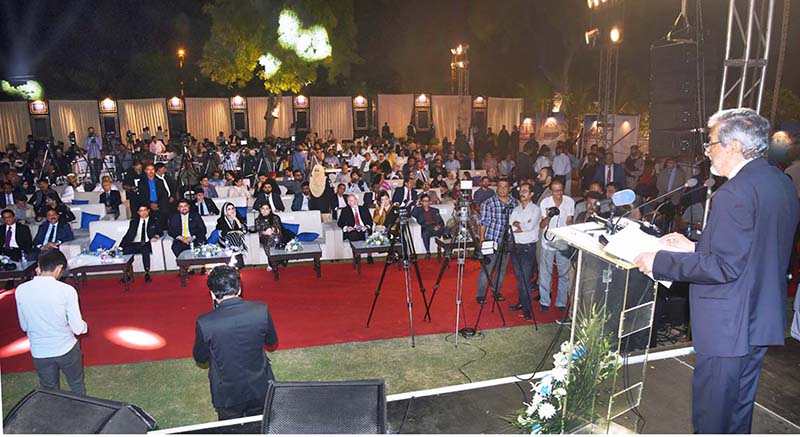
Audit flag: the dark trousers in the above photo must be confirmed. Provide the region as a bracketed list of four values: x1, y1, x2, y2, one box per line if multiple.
[420, 226, 447, 253]
[692, 346, 768, 434]
[32, 342, 85, 395]
[344, 230, 367, 242]
[511, 242, 537, 317]
[216, 396, 265, 421]
[90, 158, 103, 184]
[0, 247, 22, 261]
[123, 242, 152, 271]
[172, 239, 191, 258]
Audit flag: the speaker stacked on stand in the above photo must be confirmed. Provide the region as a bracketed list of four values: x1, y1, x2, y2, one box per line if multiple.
[3, 388, 156, 434]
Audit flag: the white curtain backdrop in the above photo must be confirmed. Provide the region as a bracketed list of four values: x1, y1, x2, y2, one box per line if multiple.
[185, 98, 231, 142]
[50, 100, 100, 144]
[432, 95, 471, 142]
[247, 96, 294, 140]
[118, 99, 168, 140]
[487, 97, 523, 133]
[310, 96, 353, 141]
[377, 94, 413, 138]
[0, 102, 31, 150]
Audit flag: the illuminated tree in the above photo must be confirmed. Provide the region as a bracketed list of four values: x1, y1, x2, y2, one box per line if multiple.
[199, 0, 361, 136]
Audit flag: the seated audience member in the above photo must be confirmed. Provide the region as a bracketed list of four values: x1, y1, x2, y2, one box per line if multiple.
[29, 179, 59, 222]
[44, 194, 75, 223]
[60, 174, 80, 204]
[291, 182, 312, 211]
[193, 189, 220, 216]
[331, 183, 348, 218]
[120, 204, 163, 282]
[411, 194, 447, 254]
[372, 190, 393, 232]
[216, 202, 247, 269]
[253, 180, 284, 212]
[279, 170, 303, 195]
[15, 248, 87, 394]
[0, 182, 28, 223]
[228, 177, 252, 201]
[168, 199, 207, 258]
[419, 181, 441, 204]
[0, 209, 33, 261]
[362, 180, 383, 209]
[99, 180, 122, 220]
[575, 191, 603, 223]
[255, 203, 289, 269]
[209, 170, 225, 187]
[193, 266, 278, 420]
[345, 169, 367, 193]
[199, 176, 219, 198]
[391, 177, 418, 208]
[337, 193, 373, 241]
[33, 209, 75, 251]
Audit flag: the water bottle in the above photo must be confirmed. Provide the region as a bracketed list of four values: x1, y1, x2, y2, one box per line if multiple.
[21, 251, 27, 264]
[190, 240, 195, 252]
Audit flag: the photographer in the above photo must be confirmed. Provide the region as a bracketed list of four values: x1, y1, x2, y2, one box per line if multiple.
[537, 180, 574, 312]
[83, 127, 103, 185]
[476, 178, 517, 304]
[193, 266, 278, 420]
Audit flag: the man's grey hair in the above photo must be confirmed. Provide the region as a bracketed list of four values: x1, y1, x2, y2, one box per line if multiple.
[707, 108, 770, 159]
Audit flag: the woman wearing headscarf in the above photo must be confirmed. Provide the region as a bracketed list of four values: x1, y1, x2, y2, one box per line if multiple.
[216, 202, 247, 268]
[254, 203, 291, 270]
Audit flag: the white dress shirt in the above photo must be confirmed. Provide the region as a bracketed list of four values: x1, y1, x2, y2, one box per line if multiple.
[534, 156, 552, 173]
[552, 153, 572, 176]
[539, 195, 575, 250]
[136, 217, 149, 243]
[510, 201, 542, 244]
[4, 223, 18, 248]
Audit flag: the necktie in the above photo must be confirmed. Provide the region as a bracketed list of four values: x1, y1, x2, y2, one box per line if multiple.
[606, 166, 612, 185]
[105, 192, 110, 207]
[199, 202, 206, 216]
[354, 208, 361, 227]
[4, 226, 11, 249]
[405, 189, 410, 202]
[141, 220, 147, 242]
[6, 194, 12, 205]
[48, 224, 56, 243]
[182, 215, 189, 237]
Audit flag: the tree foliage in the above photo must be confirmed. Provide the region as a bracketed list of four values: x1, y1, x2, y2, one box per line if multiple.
[199, 0, 361, 94]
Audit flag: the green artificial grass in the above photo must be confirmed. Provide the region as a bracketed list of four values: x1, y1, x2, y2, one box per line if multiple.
[2, 324, 568, 430]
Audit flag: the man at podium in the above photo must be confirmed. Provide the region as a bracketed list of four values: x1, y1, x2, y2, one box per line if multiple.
[634, 108, 799, 434]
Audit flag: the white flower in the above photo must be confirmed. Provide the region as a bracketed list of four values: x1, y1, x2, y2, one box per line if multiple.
[537, 402, 557, 420]
[525, 403, 537, 416]
[553, 352, 569, 367]
[554, 387, 567, 398]
[550, 366, 569, 382]
[531, 394, 544, 406]
[560, 341, 572, 354]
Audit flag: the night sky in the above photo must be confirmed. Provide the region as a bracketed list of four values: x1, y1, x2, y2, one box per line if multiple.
[0, 0, 798, 108]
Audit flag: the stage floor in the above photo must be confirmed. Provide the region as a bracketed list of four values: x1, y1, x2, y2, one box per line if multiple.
[171, 339, 800, 434]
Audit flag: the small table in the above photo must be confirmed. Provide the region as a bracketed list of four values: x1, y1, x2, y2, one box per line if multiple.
[0, 260, 38, 287]
[68, 254, 135, 291]
[176, 250, 233, 287]
[349, 240, 391, 274]
[435, 237, 477, 259]
[268, 244, 322, 281]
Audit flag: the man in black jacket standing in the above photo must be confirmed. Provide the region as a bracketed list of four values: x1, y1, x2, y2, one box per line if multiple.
[193, 266, 278, 420]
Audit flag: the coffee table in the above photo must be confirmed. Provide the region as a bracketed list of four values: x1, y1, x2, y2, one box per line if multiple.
[0, 260, 38, 287]
[68, 254, 135, 291]
[268, 243, 322, 281]
[349, 240, 391, 274]
[176, 249, 234, 287]
[435, 237, 477, 259]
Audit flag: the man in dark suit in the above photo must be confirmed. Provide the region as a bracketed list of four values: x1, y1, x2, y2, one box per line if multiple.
[362, 181, 383, 209]
[136, 164, 170, 213]
[33, 209, 75, 251]
[98, 180, 122, 220]
[635, 108, 800, 434]
[120, 204, 163, 283]
[1, 209, 33, 261]
[0, 182, 26, 209]
[337, 194, 373, 241]
[253, 180, 284, 212]
[28, 179, 59, 222]
[192, 190, 220, 217]
[193, 266, 278, 420]
[167, 199, 207, 258]
[656, 157, 689, 204]
[593, 152, 626, 189]
[411, 194, 446, 254]
[391, 177, 418, 208]
[291, 182, 311, 211]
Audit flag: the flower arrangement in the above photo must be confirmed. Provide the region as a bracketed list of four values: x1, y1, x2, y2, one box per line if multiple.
[513, 304, 622, 434]
[284, 238, 303, 252]
[365, 231, 390, 247]
[193, 244, 222, 258]
[0, 254, 16, 270]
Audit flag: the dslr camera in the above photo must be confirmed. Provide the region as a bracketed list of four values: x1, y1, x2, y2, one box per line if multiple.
[547, 206, 560, 218]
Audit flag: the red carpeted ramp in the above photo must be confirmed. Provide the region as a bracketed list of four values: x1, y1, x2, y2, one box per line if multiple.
[1, 259, 563, 373]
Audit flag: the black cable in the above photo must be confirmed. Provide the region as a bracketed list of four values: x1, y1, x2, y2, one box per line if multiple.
[443, 332, 486, 384]
[395, 396, 414, 434]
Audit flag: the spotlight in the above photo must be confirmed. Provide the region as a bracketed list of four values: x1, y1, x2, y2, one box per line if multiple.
[610, 26, 622, 43]
[177, 48, 186, 58]
[231, 95, 245, 109]
[585, 28, 600, 46]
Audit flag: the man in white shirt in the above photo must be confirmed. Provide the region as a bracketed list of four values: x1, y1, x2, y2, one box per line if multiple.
[509, 182, 541, 320]
[15, 249, 88, 394]
[349, 148, 365, 170]
[551, 145, 572, 186]
[538, 179, 574, 312]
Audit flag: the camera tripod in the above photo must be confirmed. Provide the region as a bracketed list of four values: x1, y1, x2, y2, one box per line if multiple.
[176, 146, 199, 189]
[366, 209, 430, 348]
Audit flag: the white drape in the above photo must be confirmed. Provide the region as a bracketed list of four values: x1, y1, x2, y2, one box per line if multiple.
[247, 96, 294, 140]
[487, 97, 523, 133]
[377, 94, 413, 138]
[185, 98, 231, 142]
[310, 96, 353, 141]
[432, 95, 471, 142]
[50, 100, 100, 144]
[118, 98, 168, 140]
[0, 102, 31, 150]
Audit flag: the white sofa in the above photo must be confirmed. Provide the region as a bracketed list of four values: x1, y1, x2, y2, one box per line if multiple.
[87, 220, 166, 273]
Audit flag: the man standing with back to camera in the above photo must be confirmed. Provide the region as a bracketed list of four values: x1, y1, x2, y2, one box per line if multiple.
[635, 108, 799, 434]
[193, 266, 279, 420]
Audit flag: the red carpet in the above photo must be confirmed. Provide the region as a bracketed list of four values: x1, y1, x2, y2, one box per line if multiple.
[0, 258, 563, 373]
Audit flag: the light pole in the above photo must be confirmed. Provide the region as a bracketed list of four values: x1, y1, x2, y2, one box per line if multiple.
[450, 44, 469, 135]
[177, 48, 186, 99]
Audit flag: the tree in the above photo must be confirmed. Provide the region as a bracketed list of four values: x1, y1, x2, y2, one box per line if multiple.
[199, 0, 361, 137]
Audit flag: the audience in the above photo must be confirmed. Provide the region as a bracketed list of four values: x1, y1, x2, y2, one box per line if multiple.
[120, 204, 163, 282]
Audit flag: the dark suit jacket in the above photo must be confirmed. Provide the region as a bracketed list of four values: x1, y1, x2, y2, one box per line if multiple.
[337, 205, 373, 229]
[391, 187, 418, 205]
[192, 198, 220, 216]
[653, 159, 800, 357]
[121, 216, 163, 246]
[411, 206, 444, 230]
[193, 298, 278, 408]
[0, 191, 25, 208]
[1, 223, 33, 253]
[33, 221, 75, 247]
[593, 163, 627, 189]
[167, 212, 207, 244]
[136, 176, 170, 210]
[253, 191, 285, 212]
[291, 193, 309, 211]
[362, 191, 380, 208]
[99, 190, 122, 215]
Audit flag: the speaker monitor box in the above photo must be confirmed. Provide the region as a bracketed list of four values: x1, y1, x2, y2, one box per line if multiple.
[261, 380, 386, 434]
[3, 388, 156, 434]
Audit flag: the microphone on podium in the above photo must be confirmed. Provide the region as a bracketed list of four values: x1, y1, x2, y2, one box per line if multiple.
[623, 178, 698, 219]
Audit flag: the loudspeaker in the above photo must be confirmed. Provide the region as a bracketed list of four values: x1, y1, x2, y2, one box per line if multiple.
[261, 380, 386, 434]
[3, 388, 156, 434]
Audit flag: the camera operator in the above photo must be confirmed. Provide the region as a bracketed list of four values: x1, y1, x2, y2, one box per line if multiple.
[476, 178, 517, 304]
[83, 127, 103, 185]
[537, 179, 574, 312]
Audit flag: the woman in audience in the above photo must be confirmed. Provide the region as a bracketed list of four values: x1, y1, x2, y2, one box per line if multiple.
[227, 176, 252, 201]
[379, 172, 393, 193]
[216, 202, 247, 268]
[254, 203, 288, 270]
[45, 193, 76, 223]
[372, 190, 392, 232]
[60, 174, 79, 204]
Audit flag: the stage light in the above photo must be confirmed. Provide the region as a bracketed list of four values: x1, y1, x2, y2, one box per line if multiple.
[416, 94, 428, 105]
[168, 96, 184, 110]
[106, 327, 166, 351]
[2, 79, 44, 100]
[231, 95, 245, 109]
[475, 96, 484, 104]
[353, 95, 367, 107]
[585, 28, 600, 46]
[177, 48, 185, 58]
[277, 9, 332, 62]
[295, 94, 307, 107]
[0, 337, 30, 358]
[258, 53, 282, 78]
[99, 98, 116, 113]
[610, 26, 622, 43]
[29, 100, 47, 114]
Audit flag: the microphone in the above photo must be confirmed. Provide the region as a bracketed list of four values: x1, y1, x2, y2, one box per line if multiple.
[702, 178, 715, 229]
[623, 178, 697, 219]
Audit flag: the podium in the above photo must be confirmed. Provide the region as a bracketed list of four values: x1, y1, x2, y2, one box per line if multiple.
[549, 220, 660, 434]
